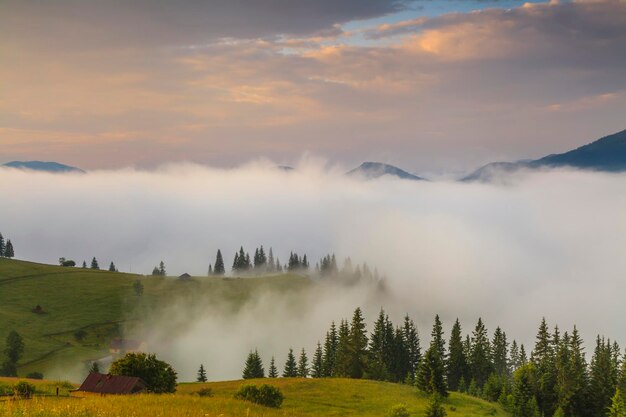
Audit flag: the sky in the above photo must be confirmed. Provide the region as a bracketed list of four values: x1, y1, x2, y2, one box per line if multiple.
[1, 0, 626, 174]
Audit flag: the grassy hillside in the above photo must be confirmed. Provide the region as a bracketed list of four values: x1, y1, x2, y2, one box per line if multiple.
[0, 377, 509, 417]
[0, 258, 310, 378]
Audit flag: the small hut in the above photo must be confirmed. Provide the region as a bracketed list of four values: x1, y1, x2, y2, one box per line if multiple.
[72, 373, 146, 397]
[178, 273, 192, 281]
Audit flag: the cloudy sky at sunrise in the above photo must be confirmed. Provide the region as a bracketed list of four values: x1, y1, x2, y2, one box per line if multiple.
[1, 0, 625, 173]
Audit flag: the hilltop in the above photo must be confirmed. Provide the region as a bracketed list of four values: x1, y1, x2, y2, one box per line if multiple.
[0, 258, 310, 379]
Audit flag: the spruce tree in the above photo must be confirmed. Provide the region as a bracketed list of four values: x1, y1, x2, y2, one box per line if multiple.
[158, 261, 166, 276]
[268, 356, 278, 378]
[242, 350, 264, 379]
[369, 309, 392, 381]
[589, 336, 618, 416]
[208, 264, 212, 275]
[403, 315, 421, 384]
[447, 319, 467, 391]
[390, 326, 410, 382]
[567, 326, 590, 416]
[3, 240, 13, 258]
[470, 318, 493, 388]
[90, 257, 99, 270]
[297, 348, 309, 377]
[214, 249, 225, 275]
[608, 388, 626, 417]
[82, 260, 87, 268]
[283, 348, 298, 377]
[322, 322, 339, 377]
[510, 340, 521, 372]
[267, 248, 275, 273]
[531, 318, 557, 416]
[312, 342, 324, 378]
[424, 393, 447, 417]
[334, 319, 351, 377]
[417, 316, 448, 397]
[0, 233, 4, 257]
[109, 262, 116, 272]
[89, 361, 100, 374]
[197, 364, 207, 382]
[618, 349, 626, 395]
[347, 307, 368, 379]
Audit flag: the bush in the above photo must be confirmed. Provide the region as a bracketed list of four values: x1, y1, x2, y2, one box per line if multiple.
[109, 353, 177, 393]
[13, 381, 35, 398]
[26, 372, 44, 380]
[389, 403, 411, 417]
[195, 387, 213, 397]
[234, 384, 284, 408]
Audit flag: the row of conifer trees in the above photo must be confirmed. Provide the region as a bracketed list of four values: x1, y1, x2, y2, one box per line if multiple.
[238, 308, 626, 417]
[0, 232, 15, 258]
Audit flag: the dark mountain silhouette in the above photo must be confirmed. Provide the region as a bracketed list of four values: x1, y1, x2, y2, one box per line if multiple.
[3, 161, 85, 173]
[463, 129, 626, 182]
[347, 162, 425, 181]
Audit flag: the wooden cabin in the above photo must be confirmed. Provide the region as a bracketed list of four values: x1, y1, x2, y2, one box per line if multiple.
[72, 373, 146, 397]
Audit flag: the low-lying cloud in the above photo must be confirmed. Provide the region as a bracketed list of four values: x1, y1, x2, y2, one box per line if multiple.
[2, 161, 625, 380]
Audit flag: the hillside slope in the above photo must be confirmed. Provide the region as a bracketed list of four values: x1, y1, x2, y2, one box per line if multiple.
[0, 258, 310, 379]
[0, 377, 510, 417]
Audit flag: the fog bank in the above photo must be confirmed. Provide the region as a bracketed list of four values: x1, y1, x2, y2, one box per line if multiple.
[1, 161, 625, 380]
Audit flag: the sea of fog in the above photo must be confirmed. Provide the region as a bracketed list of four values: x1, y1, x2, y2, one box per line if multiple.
[1, 159, 625, 380]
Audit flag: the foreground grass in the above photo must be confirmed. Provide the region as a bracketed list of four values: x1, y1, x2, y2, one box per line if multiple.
[0, 258, 310, 378]
[0, 378, 508, 417]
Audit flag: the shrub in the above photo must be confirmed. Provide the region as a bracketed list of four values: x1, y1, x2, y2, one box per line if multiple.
[388, 403, 411, 417]
[109, 352, 177, 393]
[13, 381, 35, 398]
[195, 387, 213, 397]
[26, 372, 44, 380]
[234, 384, 284, 408]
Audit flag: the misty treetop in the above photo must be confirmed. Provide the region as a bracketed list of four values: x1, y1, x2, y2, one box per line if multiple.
[242, 308, 626, 417]
[0, 233, 15, 259]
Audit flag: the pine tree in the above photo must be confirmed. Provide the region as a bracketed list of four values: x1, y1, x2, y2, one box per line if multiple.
[0, 233, 5, 256]
[531, 318, 557, 416]
[520, 344, 528, 366]
[492, 327, 509, 377]
[82, 260, 87, 268]
[510, 340, 521, 372]
[424, 393, 447, 417]
[390, 326, 410, 383]
[90, 257, 99, 270]
[608, 388, 626, 417]
[470, 318, 493, 388]
[297, 348, 309, 377]
[417, 316, 448, 397]
[268, 356, 278, 378]
[369, 309, 393, 381]
[334, 319, 351, 377]
[89, 361, 100, 374]
[232, 252, 239, 271]
[242, 350, 264, 379]
[447, 319, 467, 391]
[152, 266, 160, 276]
[403, 315, 421, 384]
[347, 307, 368, 379]
[197, 364, 207, 382]
[512, 363, 539, 417]
[312, 342, 324, 378]
[590, 336, 618, 416]
[208, 264, 212, 275]
[3, 240, 14, 258]
[283, 348, 298, 377]
[158, 261, 166, 276]
[618, 349, 626, 395]
[108, 262, 116, 272]
[267, 248, 275, 273]
[567, 326, 590, 417]
[214, 249, 225, 275]
[323, 322, 339, 377]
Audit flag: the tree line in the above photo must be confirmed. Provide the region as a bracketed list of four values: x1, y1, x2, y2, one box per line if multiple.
[233, 308, 626, 417]
[0, 232, 15, 258]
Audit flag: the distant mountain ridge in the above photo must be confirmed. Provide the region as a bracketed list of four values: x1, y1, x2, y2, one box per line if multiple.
[347, 162, 426, 181]
[2, 161, 84, 173]
[463, 129, 626, 182]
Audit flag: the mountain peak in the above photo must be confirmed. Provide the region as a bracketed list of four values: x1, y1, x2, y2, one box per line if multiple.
[2, 161, 85, 173]
[347, 162, 425, 181]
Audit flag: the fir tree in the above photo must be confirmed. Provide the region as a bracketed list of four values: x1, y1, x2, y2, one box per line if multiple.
[608, 388, 626, 417]
[589, 336, 619, 416]
[312, 342, 324, 378]
[214, 249, 225, 275]
[90, 257, 99, 270]
[109, 262, 116, 272]
[403, 315, 421, 384]
[447, 319, 467, 391]
[3, 240, 14, 258]
[334, 319, 351, 377]
[267, 248, 275, 273]
[347, 307, 368, 379]
[82, 260, 87, 268]
[369, 309, 393, 381]
[424, 393, 447, 417]
[322, 322, 339, 377]
[197, 364, 207, 382]
[531, 318, 557, 416]
[510, 340, 521, 372]
[492, 327, 509, 377]
[89, 361, 100, 374]
[208, 264, 212, 275]
[297, 348, 309, 377]
[242, 350, 264, 379]
[283, 348, 298, 377]
[470, 318, 493, 388]
[0, 233, 4, 256]
[417, 316, 448, 397]
[268, 356, 278, 378]
[158, 261, 166, 276]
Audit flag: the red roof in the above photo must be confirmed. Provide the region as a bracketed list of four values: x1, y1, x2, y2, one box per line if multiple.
[78, 373, 146, 394]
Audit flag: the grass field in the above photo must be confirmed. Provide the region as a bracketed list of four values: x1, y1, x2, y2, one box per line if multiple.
[0, 258, 311, 379]
[0, 377, 509, 417]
